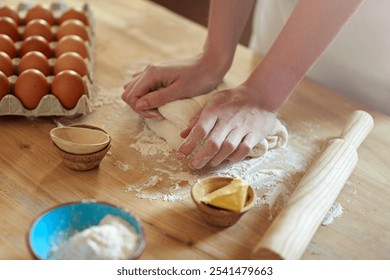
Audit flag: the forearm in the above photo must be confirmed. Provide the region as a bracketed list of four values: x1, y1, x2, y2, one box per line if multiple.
[247, 0, 364, 111]
[202, 0, 256, 76]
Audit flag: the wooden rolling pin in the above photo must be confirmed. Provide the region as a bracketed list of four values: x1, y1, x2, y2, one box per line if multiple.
[251, 110, 374, 260]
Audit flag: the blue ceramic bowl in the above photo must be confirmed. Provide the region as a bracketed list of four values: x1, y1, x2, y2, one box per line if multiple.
[28, 201, 146, 260]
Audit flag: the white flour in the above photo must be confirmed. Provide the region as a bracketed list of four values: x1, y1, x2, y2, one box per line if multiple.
[50, 215, 139, 260]
[129, 125, 172, 157]
[122, 123, 318, 218]
[322, 202, 344, 226]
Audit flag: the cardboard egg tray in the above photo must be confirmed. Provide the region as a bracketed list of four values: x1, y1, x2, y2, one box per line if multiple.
[0, 2, 95, 117]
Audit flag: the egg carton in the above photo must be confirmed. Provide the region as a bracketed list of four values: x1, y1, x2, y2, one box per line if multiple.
[1, 75, 93, 116]
[0, 1, 95, 117]
[3, 48, 94, 83]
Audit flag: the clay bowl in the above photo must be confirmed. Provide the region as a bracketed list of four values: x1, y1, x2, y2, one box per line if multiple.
[50, 125, 110, 155]
[191, 176, 256, 227]
[50, 124, 111, 171]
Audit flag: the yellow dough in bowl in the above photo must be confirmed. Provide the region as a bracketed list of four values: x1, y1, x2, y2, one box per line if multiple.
[200, 179, 249, 212]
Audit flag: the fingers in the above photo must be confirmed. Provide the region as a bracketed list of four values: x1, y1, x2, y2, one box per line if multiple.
[138, 109, 163, 119]
[122, 64, 193, 119]
[208, 128, 245, 167]
[187, 131, 260, 170]
[121, 75, 145, 111]
[187, 123, 229, 170]
[177, 112, 218, 161]
[122, 78, 163, 119]
[123, 71, 142, 89]
[180, 111, 201, 139]
[122, 64, 162, 107]
[177, 104, 258, 170]
[227, 133, 259, 162]
[178, 110, 264, 170]
[134, 84, 183, 111]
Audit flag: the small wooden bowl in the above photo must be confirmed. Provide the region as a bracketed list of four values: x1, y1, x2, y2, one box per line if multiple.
[51, 124, 111, 171]
[50, 125, 110, 155]
[191, 176, 256, 227]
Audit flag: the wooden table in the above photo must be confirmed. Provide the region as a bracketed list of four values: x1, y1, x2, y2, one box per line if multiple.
[1, 0, 389, 260]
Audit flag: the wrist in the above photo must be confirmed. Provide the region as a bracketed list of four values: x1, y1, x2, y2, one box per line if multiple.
[201, 43, 234, 81]
[244, 60, 301, 112]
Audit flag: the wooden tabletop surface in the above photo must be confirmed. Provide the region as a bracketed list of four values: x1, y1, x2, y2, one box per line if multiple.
[0, 0, 389, 260]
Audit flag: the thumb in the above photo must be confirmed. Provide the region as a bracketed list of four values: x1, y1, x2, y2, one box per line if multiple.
[136, 84, 188, 110]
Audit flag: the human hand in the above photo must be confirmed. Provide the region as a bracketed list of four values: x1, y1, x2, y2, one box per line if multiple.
[121, 53, 227, 119]
[177, 84, 277, 170]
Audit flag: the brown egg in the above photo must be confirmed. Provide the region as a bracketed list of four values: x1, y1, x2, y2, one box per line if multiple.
[59, 8, 89, 26]
[18, 51, 51, 76]
[0, 16, 19, 41]
[0, 51, 14, 76]
[0, 6, 20, 25]
[51, 70, 86, 109]
[0, 71, 11, 100]
[54, 52, 88, 76]
[25, 5, 55, 26]
[14, 69, 49, 110]
[20, 35, 52, 58]
[0, 34, 16, 58]
[57, 19, 89, 41]
[23, 19, 54, 42]
[55, 35, 88, 58]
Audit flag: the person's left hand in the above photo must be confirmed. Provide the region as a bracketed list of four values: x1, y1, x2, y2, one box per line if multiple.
[176, 84, 277, 170]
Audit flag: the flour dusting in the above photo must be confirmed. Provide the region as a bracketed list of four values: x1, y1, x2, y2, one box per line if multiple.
[129, 125, 172, 157]
[89, 63, 335, 223]
[120, 122, 319, 215]
[115, 160, 130, 172]
[50, 215, 139, 260]
[52, 77, 327, 222]
[322, 202, 344, 226]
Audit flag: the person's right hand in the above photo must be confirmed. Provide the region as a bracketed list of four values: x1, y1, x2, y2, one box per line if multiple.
[176, 83, 278, 170]
[121, 53, 228, 119]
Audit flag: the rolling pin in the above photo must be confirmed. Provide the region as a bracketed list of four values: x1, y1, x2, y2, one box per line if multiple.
[251, 110, 374, 260]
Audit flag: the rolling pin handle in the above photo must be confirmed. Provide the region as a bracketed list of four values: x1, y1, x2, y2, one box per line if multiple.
[339, 110, 374, 150]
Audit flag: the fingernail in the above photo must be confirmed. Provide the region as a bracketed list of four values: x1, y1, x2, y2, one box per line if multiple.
[136, 99, 148, 110]
[176, 152, 186, 160]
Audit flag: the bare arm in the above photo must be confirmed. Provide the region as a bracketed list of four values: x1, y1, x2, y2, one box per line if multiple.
[246, 0, 364, 111]
[179, 0, 364, 170]
[203, 0, 257, 76]
[121, 0, 256, 117]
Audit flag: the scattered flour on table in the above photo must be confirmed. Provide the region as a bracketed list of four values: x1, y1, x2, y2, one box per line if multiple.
[322, 203, 343, 226]
[51, 76, 346, 224]
[121, 122, 320, 218]
[50, 215, 139, 260]
[90, 85, 122, 108]
[71, 62, 346, 224]
[129, 125, 172, 157]
[115, 160, 131, 172]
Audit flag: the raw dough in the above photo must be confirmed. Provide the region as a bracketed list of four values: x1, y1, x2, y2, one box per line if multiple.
[145, 82, 288, 157]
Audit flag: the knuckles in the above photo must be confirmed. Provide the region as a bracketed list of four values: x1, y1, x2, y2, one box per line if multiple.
[221, 140, 235, 154]
[228, 143, 252, 162]
[238, 143, 252, 155]
[205, 138, 221, 154]
[144, 64, 158, 75]
[192, 125, 208, 140]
